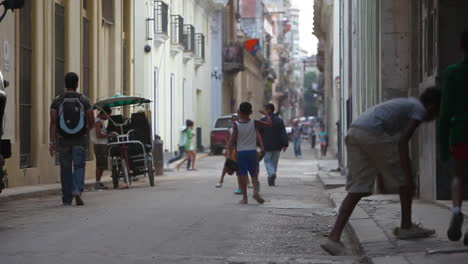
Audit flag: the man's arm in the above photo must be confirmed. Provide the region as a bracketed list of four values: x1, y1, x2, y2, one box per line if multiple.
[86, 110, 95, 136]
[95, 121, 108, 138]
[438, 68, 455, 162]
[255, 109, 272, 128]
[279, 120, 289, 151]
[399, 119, 421, 194]
[49, 109, 58, 157]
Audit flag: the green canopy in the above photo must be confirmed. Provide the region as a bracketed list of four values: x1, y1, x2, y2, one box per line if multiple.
[94, 95, 151, 109]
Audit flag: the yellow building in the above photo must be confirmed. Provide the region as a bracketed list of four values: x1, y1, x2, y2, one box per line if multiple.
[0, 0, 134, 187]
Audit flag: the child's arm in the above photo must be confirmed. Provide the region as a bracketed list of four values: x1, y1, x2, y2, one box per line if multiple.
[255, 109, 272, 128]
[399, 119, 421, 195]
[256, 128, 265, 162]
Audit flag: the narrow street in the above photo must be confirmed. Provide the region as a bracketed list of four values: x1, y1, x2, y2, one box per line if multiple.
[0, 144, 361, 264]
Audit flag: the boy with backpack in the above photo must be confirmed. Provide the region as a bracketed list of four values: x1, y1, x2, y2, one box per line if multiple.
[49, 72, 95, 206]
[226, 102, 272, 204]
[321, 87, 441, 255]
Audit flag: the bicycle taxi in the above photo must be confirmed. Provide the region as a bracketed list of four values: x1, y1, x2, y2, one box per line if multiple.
[94, 95, 155, 188]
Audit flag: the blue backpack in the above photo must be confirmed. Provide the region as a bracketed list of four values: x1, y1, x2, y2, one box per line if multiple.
[57, 93, 86, 138]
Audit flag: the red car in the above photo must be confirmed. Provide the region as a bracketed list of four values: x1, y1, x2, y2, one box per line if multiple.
[210, 115, 235, 155]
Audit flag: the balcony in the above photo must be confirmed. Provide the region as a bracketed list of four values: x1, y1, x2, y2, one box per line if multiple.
[152, 1, 169, 46]
[170, 15, 184, 56]
[183, 24, 195, 63]
[223, 43, 244, 73]
[195, 33, 205, 67]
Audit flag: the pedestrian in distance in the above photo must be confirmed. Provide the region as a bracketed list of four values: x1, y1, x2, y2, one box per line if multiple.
[319, 126, 328, 157]
[176, 120, 197, 171]
[226, 102, 272, 204]
[321, 87, 441, 256]
[167, 120, 192, 169]
[90, 106, 118, 190]
[259, 103, 289, 186]
[439, 29, 468, 245]
[308, 123, 316, 149]
[49, 72, 95, 206]
[292, 119, 303, 158]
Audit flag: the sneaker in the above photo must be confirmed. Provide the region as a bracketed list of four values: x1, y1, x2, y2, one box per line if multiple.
[94, 182, 109, 190]
[252, 193, 265, 204]
[268, 177, 273, 186]
[62, 202, 72, 206]
[216, 183, 223, 188]
[447, 212, 464, 241]
[234, 188, 242, 195]
[320, 239, 346, 256]
[394, 223, 435, 240]
[74, 195, 85, 206]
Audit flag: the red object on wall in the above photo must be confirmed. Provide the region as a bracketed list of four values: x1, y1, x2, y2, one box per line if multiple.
[245, 39, 260, 55]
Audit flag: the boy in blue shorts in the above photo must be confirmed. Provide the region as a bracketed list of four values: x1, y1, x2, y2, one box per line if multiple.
[227, 102, 272, 204]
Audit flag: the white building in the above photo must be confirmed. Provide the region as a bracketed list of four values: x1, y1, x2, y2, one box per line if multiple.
[134, 0, 227, 154]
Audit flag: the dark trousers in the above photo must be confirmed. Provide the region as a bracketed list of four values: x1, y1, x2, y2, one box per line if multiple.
[168, 146, 191, 168]
[311, 135, 316, 148]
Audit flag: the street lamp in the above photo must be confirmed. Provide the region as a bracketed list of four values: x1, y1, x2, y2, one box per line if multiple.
[211, 66, 222, 80]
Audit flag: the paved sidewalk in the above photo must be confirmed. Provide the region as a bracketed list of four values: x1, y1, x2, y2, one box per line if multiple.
[320, 169, 468, 264]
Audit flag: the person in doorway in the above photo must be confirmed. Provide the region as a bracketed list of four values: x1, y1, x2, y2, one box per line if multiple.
[167, 120, 191, 169]
[292, 119, 303, 158]
[309, 123, 317, 149]
[176, 120, 196, 170]
[439, 29, 468, 244]
[226, 102, 272, 204]
[319, 126, 329, 157]
[321, 87, 441, 255]
[91, 106, 118, 190]
[49, 72, 94, 206]
[259, 103, 289, 186]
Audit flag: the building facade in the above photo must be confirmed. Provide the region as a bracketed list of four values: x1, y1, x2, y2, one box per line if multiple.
[0, 0, 133, 187]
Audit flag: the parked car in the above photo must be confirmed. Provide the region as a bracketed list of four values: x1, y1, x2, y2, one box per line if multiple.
[210, 114, 235, 155]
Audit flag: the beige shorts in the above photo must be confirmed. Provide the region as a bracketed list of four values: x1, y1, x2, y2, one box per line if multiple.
[345, 127, 404, 193]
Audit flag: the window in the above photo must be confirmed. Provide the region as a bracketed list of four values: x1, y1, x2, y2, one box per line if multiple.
[19, 0, 32, 168]
[82, 17, 91, 97]
[154, 1, 168, 34]
[195, 33, 205, 60]
[102, 0, 114, 24]
[183, 24, 195, 52]
[55, 3, 65, 97]
[171, 15, 184, 45]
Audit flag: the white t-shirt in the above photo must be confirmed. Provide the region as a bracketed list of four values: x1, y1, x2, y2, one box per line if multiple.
[235, 120, 257, 152]
[351, 98, 427, 135]
[90, 116, 108, 144]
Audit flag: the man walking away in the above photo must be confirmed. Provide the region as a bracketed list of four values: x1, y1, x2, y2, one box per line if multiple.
[439, 29, 468, 244]
[321, 88, 440, 255]
[49, 72, 94, 206]
[292, 120, 303, 158]
[260, 104, 288, 186]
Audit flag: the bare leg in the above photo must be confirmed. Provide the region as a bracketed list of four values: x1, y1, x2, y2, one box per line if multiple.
[399, 186, 413, 229]
[452, 160, 467, 208]
[96, 168, 103, 182]
[328, 193, 368, 241]
[191, 151, 197, 170]
[239, 175, 248, 203]
[219, 169, 227, 184]
[176, 154, 190, 169]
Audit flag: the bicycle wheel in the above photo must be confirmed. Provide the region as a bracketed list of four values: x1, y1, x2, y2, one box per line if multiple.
[121, 159, 130, 186]
[111, 163, 119, 189]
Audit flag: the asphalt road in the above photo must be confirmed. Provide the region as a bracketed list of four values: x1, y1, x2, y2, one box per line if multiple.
[0, 143, 362, 263]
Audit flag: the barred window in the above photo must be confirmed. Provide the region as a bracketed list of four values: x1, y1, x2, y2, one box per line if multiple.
[195, 33, 205, 60]
[102, 0, 114, 24]
[154, 1, 168, 34]
[19, 0, 33, 168]
[171, 15, 184, 45]
[82, 17, 91, 97]
[55, 3, 66, 97]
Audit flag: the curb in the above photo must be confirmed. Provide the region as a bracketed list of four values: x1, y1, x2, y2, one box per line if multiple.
[0, 178, 113, 202]
[319, 173, 405, 264]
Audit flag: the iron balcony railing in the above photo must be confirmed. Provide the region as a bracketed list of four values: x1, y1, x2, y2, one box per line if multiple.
[154, 1, 168, 34]
[223, 42, 244, 73]
[195, 33, 205, 60]
[183, 24, 195, 52]
[171, 15, 184, 45]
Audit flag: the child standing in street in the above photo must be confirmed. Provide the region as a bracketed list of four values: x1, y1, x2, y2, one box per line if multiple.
[321, 88, 441, 256]
[227, 102, 272, 204]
